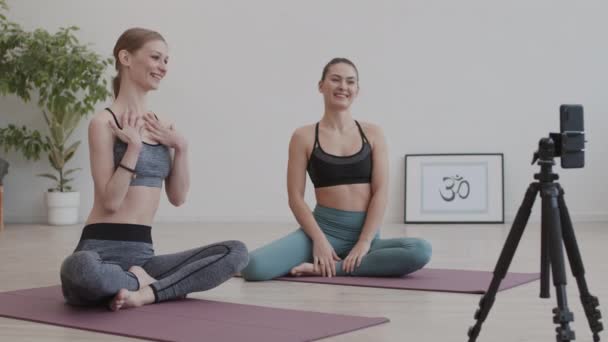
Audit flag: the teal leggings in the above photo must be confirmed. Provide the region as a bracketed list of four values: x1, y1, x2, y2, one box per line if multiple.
[242, 205, 432, 281]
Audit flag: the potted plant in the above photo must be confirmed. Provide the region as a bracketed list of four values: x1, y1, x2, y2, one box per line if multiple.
[0, 1, 112, 225]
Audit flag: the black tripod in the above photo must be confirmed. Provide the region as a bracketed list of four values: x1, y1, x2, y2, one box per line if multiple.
[467, 138, 603, 342]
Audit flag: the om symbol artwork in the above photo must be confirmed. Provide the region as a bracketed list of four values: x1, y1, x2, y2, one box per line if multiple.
[439, 175, 470, 202]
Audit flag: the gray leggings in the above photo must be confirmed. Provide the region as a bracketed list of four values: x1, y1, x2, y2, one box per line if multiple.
[60, 223, 249, 306]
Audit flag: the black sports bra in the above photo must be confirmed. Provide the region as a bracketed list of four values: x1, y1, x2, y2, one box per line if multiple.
[306, 121, 372, 188]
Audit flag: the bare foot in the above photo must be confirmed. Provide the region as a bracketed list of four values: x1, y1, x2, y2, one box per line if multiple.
[109, 287, 155, 312]
[129, 266, 157, 289]
[290, 262, 321, 277]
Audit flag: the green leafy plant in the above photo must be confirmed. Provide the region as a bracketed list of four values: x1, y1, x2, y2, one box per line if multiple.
[0, 1, 112, 191]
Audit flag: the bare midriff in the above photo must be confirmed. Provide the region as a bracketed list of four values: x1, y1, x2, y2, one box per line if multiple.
[314, 183, 371, 212]
[86, 186, 161, 226]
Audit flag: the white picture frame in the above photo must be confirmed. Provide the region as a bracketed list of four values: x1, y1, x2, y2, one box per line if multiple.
[405, 153, 504, 223]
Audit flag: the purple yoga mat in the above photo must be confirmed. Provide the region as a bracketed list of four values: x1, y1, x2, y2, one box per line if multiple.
[0, 286, 388, 342]
[275, 268, 540, 294]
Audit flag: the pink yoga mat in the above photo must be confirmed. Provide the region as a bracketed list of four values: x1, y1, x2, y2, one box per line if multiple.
[0, 286, 388, 342]
[275, 268, 540, 294]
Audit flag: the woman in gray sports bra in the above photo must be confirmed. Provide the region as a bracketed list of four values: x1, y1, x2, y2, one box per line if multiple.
[59, 28, 248, 310]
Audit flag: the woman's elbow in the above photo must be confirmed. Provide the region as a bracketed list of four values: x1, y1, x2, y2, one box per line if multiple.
[169, 195, 186, 207]
[99, 186, 121, 213]
[371, 183, 389, 199]
[170, 199, 185, 207]
[288, 197, 302, 211]
[102, 199, 120, 213]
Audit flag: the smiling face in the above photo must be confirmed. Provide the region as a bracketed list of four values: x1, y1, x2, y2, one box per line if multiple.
[119, 39, 169, 91]
[318, 62, 359, 111]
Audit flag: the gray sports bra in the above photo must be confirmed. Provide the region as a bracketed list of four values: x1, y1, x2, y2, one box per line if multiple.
[106, 108, 171, 188]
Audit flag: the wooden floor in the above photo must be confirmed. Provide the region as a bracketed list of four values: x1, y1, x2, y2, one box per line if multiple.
[0, 220, 606, 341]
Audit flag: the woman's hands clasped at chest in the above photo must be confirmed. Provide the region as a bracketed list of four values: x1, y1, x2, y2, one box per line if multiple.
[143, 113, 187, 150]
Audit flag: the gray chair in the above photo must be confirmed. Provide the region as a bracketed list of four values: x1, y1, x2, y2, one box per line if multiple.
[0, 158, 8, 185]
[0, 158, 8, 232]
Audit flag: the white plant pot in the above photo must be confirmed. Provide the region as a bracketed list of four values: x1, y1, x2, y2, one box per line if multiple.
[45, 191, 80, 225]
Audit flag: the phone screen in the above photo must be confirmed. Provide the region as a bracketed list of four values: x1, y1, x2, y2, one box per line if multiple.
[560, 105, 584, 132]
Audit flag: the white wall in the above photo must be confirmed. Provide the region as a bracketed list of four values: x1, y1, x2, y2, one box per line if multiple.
[1, 0, 607, 224]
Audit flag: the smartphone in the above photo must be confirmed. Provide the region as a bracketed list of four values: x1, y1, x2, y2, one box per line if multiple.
[559, 104, 585, 168]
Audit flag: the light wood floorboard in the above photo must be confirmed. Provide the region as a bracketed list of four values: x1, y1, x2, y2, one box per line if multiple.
[1, 221, 606, 341]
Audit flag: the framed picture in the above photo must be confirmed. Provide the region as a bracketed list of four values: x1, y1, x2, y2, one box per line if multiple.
[404, 153, 504, 224]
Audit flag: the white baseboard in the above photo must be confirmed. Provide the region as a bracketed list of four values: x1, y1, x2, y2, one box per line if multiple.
[505, 211, 608, 223]
[4, 214, 295, 225]
[5, 215, 48, 224]
[152, 215, 294, 224]
[6, 212, 608, 225]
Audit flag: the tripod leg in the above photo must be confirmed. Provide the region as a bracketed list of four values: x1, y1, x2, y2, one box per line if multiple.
[558, 185, 604, 341]
[541, 208, 551, 298]
[467, 183, 539, 342]
[542, 184, 575, 341]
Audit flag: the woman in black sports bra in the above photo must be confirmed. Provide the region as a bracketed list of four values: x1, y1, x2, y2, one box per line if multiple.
[242, 58, 431, 280]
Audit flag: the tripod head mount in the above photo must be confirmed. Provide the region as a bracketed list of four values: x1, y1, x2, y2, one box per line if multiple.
[532, 137, 560, 183]
[531, 137, 557, 165]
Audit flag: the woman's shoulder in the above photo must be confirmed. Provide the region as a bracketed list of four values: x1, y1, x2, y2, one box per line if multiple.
[87, 109, 115, 146]
[357, 120, 384, 137]
[292, 123, 316, 137]
[89, 108, 114, 130]
[290, 124, 316, 148]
